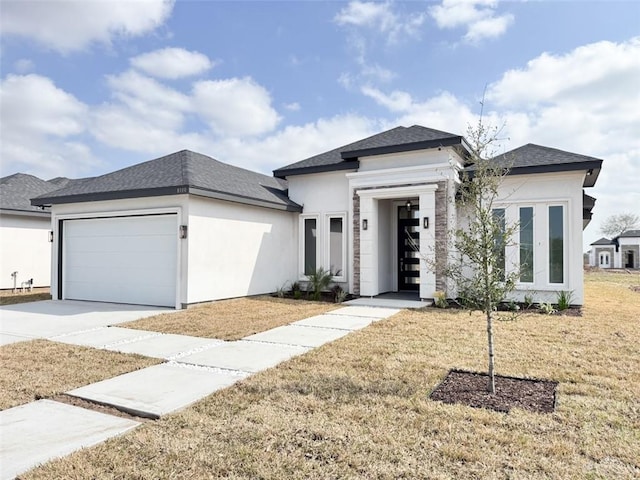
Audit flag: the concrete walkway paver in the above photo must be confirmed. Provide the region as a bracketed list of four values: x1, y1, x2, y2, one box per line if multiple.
[179, 340, 309, 372]
[1, 302, 402, 478]
[0, 332, 32, 346]
[67, 363, 247, 419]
[292, 313, 375, 331]
[243, 324, 351, 348]
[0, 399, 139, 480]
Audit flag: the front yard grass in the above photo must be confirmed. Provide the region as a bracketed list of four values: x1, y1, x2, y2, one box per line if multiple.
[23, 270, 640, 479]
[0, 287, 51, 305]
[0, 340, 159, 411]
[122, 295, 338, 340]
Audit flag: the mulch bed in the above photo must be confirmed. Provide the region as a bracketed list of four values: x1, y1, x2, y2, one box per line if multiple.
[430, 369, 558, 414]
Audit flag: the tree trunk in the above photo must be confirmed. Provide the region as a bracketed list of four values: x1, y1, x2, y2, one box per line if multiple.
[486, 311, 496, 394]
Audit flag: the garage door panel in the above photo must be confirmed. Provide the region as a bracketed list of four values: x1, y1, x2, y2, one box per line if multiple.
[63, 215, 178, 307]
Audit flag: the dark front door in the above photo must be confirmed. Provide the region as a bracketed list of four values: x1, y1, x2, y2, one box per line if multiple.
[626, 251, 634, 269]
[398, 205, 420, 291]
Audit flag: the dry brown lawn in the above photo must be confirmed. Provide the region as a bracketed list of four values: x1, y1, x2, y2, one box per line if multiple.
[0, 340, 159, 411]
[0, 287, 51, 305]
[23, 271, 640, 479]
[122, 295, 338, 340]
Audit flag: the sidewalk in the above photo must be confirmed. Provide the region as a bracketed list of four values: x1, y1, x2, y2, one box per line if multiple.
[1, 305, 400, 480]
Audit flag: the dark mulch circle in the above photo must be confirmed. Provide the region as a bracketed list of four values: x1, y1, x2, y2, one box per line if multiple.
[430, 369, 558, 414]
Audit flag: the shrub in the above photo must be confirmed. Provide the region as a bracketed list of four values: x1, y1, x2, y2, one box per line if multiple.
[307, 267, 334, 301]
[433, 291, 448, 308]
[556, 290, 574, 311]
[523, 294, 535, 310]
[539, 302, 556, 315]
[332, 285, 347, 303]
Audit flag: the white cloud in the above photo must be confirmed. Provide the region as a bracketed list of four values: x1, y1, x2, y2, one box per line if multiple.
[334, 1, 426, 43]
[192, 78, 281, 137]
[0, 0, 174, 53]
[284, 102, 301, 112]
[13, 59, 35, 74]
[0, 74, 98, 177]
[429, 0, 513, 43]
[130, 48, 214, 79]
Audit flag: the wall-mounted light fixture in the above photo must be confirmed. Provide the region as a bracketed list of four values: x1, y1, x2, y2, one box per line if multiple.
[406, 200, 412, 212]
[48, 230, 54, 242]
[423, 217, 429, 229]
[362, 219, 368, 230]
[179, 225, 188, 239]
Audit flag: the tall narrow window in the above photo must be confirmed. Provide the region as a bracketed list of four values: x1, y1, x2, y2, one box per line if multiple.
[492, 208, 505, 281]
[328, 217, 344, 276]
[548, 206, 564, 283]
[304, 218, 317, 275]
[519, 207, 534, 282]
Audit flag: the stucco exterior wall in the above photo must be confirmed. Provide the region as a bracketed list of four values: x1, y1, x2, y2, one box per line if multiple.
[0, 214, 52, 289]
[495, 171, 587, 305]
[186, 195, 297, 304]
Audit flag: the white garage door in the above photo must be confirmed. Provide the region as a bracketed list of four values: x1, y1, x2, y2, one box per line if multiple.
[63, 215, 178, 307]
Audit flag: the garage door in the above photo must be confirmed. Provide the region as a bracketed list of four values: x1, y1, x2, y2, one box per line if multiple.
[62, 215, 178, 307]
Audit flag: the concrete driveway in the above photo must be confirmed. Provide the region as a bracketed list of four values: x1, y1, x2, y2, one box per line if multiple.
[0, 300, 170, 346]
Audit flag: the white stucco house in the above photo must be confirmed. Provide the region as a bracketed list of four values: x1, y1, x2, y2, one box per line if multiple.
[589, 231, 640, 269]
[0, 174, 72, 290]
[31, 125, 602, 308]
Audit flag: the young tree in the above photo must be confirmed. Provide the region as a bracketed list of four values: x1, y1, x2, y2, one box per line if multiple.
[599, 213, 640, 238]
[444, 119, 520, 394]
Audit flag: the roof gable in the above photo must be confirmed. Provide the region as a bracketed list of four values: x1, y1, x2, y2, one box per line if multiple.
[273, 125, 465, 178]
[591, 237, 613, 246]
[32, 150, 301, 212]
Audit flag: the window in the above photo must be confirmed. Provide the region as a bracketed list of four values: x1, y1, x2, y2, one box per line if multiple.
[548, 205, 564, 283]
[303, 217, 317, 275]
[328, 216, 344, 276]
[492, 208, 505, 280]
[519, 207, 534, 282]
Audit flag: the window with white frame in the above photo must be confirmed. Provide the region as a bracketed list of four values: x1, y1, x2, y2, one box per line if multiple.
[301, 216, 318, 276]
[492, 208, 506, 281]
[548, 205, 565, 284]
[519, 207, 534, 283]
[327, 214, 346, 278]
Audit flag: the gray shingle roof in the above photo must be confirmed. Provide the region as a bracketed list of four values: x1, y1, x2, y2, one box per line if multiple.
[617, 229, 640, 238]
[273, 125, 464, 178]
[0, 173, 72, 215]
[488, 144, 603, 186]
[32, 150, 301, 212]
[591, 237, 613, 246]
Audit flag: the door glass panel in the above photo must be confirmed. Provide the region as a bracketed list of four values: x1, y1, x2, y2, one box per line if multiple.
[519, 207, 534, 282]
[492, 208, 505, 281]
[398, 203, 420, 291]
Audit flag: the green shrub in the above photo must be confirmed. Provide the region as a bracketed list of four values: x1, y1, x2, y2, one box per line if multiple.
[307, 267, 334, 301]
[539, 302, 556, 315]
[556, 290, 574, 311]
[433, 291, 448, 308]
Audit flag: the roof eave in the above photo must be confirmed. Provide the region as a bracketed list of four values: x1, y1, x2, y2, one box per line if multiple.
[508, 160, 602, 186]
[31, 186, 190, 206]
[273, 161, 359, 179]
[189, 187, 302, 212]
[0, 208, 51, 218]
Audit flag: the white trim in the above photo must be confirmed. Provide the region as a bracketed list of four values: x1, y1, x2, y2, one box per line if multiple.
[517, 205, 535, 285]
[349, 166, 453, 189]
[357, 184, 438, 199]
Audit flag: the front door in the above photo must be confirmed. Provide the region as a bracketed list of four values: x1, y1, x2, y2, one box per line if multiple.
[625, 251, 634, 269]
[398, 205, 420, 291]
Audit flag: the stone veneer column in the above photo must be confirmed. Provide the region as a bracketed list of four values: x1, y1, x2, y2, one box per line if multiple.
[434, 180, 448, 292]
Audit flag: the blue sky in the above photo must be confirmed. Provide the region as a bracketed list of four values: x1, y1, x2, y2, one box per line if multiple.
[1, 0, 639, 248]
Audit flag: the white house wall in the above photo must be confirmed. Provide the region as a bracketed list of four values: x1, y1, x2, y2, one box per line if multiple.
[287, 171, 351, 284]
[357, 149, 457, 172]
[0, 214, 52, 289]
[494, 171, 586, 305]
[186, 196, 297, 304]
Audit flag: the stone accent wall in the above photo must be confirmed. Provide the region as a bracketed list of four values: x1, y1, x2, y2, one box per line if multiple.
[434, 180, 448, 292]
[594, 247, 613, 267]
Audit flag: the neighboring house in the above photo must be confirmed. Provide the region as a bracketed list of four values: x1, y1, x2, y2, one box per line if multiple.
[589, 231, 640, 269]
[32, 125, 602, 308]
[0, 174, 71, 290]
